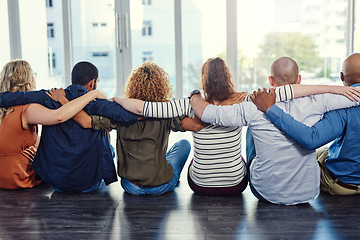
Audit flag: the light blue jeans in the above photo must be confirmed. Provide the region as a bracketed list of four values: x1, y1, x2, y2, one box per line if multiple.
[121, 139, 191, 195]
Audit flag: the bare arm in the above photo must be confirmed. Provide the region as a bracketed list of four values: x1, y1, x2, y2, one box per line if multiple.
[292, 84, 360, 101]
[190, 94, 210, 119]
[180, 116, 209, 132]
[23, 90, 106, 127]
[47, 88, 92, 128]
[110, 97, 144, 115]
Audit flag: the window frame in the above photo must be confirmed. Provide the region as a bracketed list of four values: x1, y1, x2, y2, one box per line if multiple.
[6, 0, 357, 97]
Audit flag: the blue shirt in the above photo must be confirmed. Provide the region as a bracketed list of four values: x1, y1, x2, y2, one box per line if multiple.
[0, 85, 138, 192]
[201, 90, 360, 205]
[266, 83, 360, 185]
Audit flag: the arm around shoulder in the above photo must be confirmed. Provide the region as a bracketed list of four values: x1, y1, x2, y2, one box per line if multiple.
[266, 105, 346, 149]
[190, 94, 209, 119]
[180, 116, 209, 132]
[24, 90, 105, 126]
[110, 97, 144, 115]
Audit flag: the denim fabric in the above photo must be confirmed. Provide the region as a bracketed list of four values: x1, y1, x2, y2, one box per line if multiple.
[245, 127, 256, 162]
[266, 83, 360, 185]
[0, 85, 138, 192]
[53, 181, 104, 194]
[201, 89, 360, 204]
[121, 139, 191, 195]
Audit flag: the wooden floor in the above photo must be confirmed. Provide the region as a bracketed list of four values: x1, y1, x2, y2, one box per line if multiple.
[1, 133, 360, 240]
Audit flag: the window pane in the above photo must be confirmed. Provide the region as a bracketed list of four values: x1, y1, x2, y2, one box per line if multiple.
[0, 0, 10, 67]
[355, 2, 360, 53]
[182, 0, 225, 96]
[237, 0, 347, 91]
[130, 0, 176, 93]
[44, 0, 67, 89]
[71, 0, 116, 97]
[19, 0, 64, 90]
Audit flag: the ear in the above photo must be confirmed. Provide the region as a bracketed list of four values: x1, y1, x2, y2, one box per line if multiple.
[268, 76, 275, 87]
[296, 75, 301, 84]
[340, 72, 346, 86]
[84, 79, 96, 91]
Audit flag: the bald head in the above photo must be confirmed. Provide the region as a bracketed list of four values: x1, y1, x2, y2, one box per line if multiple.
[270, 57, 299, 86]
[341, 53, 360, 86]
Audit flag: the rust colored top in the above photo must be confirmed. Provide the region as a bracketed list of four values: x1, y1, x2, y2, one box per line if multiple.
[0, 105, 42, 189]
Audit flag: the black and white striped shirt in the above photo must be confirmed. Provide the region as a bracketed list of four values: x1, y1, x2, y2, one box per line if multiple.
[143, 85, 293, 187]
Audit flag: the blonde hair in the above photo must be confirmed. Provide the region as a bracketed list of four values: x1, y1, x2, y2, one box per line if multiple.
[124, 62, 173, 102]
[0, 59, 35, 121]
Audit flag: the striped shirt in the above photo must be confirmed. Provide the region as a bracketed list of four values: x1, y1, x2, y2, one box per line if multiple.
[143, 85, 293, 187]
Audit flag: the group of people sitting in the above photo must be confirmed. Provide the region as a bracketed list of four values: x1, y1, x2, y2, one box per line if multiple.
[1, 53, 360, 205]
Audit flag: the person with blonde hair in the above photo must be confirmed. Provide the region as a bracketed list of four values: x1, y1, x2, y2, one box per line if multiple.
[0, 61, 138, 193]
[0, 59, 107, 189]
[89, 62, 192, 195]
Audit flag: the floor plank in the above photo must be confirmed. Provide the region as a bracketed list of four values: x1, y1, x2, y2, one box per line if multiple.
[1, 132, 360, 240]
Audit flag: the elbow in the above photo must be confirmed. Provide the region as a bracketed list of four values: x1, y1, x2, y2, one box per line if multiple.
[54, 111, 71, 124]
[192, 123, 208, 132]
[136, 107, 143, 115]
[299, 141, 318, 150]
[135, 103, 144, 115]
[192, 126, 203, 132]
[55, 114, 66, 124]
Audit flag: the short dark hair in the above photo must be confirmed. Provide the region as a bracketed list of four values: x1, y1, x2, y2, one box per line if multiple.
[71, 61, 98, 86]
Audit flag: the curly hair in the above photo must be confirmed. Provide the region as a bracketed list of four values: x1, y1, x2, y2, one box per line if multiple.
[201, 57, 235, 103]
[124, 62, 174, 102]
[0, 59, 35, 121]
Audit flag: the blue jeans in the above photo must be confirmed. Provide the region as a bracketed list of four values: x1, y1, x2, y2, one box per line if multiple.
[246, 127, 256, 162]
[121, 139, 191, 195]
[52, 181, 104, 194]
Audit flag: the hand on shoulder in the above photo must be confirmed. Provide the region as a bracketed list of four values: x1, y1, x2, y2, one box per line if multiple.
[221, 91, 248, 106]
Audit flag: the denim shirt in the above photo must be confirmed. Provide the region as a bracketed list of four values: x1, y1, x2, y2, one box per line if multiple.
[201, 90, 360, 205]
[0, 85, 138, 192]
[265, 83, 360, 185]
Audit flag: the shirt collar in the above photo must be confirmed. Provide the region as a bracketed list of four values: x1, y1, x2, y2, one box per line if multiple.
[66, 84, 89, 93]
[351, 83, 360, 87]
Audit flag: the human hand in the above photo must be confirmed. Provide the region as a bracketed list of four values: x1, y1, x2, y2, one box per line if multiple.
[190, 93, 203, 101]
[23, 145, 37, 161]
[109, 96, 124, 104]
[46, 88, 66, 102]
[330, 86, 360, 101]
[92, 90, 107, 100]
[250, 88, 276, 113]
[188, 90, 201, 100]
[221, 91, 248, 105]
